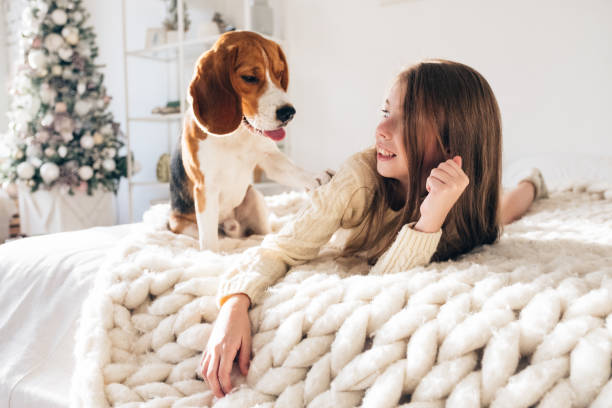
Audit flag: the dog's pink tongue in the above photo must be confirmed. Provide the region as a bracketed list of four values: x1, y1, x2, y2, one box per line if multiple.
[263, 128, 286, 141]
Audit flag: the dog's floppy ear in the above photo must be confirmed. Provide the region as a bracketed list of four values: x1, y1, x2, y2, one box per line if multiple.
[189, 45, 242, 135]
[276, 44, 289, 91]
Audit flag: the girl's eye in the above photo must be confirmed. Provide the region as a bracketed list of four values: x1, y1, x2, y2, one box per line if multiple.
[241, 75, 258, 84]
[380, 109, 390, 118]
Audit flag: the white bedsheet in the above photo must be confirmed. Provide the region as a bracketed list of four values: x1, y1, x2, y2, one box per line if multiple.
[0, 224, 137, 408]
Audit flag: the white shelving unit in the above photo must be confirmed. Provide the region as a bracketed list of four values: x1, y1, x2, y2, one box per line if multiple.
[122, 0, 288, 222]
[122, 0, 219, 222]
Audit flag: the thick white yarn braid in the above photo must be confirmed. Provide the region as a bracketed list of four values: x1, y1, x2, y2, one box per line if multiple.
[72, 185, 612, 408]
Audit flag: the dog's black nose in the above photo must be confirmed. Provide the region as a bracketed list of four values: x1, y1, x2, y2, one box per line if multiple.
[276, 105, 296, 123]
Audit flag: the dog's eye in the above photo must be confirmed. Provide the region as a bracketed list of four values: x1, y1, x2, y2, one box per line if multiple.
[241, 75, 258, 84]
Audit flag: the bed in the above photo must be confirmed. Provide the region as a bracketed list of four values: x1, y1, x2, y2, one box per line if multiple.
[1, 155, 611, 408]
[0, 223, 137, 407]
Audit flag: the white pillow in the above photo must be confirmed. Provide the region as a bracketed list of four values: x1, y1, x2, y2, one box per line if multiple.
[502, 153, 612, 190]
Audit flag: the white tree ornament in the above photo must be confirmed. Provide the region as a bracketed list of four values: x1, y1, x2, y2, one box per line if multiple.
[40, 162, 60, 183]
[74, 99, 91, 116]
[28, 50, 47, 69]
[17, 162, 35, 179]
[57, 146, 68, 158]
[58, 47, 73, 61]
[61, 26, 80, 45]
[44, 33, 65, 52]
[80, 134, 95, 149]
[51, 9, 68, 26]
[78, 166, 93, 180]
[102, 159, 116, 172]
[73, 11, 83, 23]
[36, 1, 49, 16]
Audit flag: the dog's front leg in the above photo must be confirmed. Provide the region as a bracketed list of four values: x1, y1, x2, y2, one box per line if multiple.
[193, 184, 220, 251]
[259, 150, 334, 191]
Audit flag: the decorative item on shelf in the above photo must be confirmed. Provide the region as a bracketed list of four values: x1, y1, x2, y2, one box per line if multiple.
[152, 100, 181, 115]
[212, 12, 236, 34]
[156, 153, 171, 183]
[249, 0, 274, 35]
[163, 0, 190, 43]
[145, 27, 167, 49]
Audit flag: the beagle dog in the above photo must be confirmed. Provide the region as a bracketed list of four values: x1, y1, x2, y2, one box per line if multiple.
[169, 31, 332, 251]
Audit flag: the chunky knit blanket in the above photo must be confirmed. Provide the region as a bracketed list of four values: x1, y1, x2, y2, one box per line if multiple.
[72, 183, 612, 408]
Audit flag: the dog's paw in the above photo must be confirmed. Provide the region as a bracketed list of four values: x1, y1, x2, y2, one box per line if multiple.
[199, 236, 219, 252]
[221, 218, 244, 238]
[305, 169, 336, 191]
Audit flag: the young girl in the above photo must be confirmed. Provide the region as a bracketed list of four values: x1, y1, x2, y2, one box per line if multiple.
[200, 59, 548, 398]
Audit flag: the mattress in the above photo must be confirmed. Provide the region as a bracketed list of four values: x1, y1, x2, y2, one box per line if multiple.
[0, 223, 137, 408]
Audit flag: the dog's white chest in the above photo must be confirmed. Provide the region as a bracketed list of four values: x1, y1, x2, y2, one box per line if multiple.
[196, 130, 270, 220]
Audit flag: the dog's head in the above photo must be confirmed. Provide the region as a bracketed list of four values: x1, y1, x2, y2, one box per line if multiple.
[188, 31, 294, 141]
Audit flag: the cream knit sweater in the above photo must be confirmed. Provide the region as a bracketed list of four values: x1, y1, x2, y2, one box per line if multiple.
[216, 148, 443, 309]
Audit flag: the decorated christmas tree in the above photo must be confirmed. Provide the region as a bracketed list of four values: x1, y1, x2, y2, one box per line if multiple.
[1, 0, 128, 195]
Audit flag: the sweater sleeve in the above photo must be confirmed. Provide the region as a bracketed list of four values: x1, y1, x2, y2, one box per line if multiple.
[216, 156, 373, 309]
[369, 222, 442, 275]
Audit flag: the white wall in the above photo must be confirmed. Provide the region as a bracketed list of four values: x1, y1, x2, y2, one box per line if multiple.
[0, 6, 8, 133]
[76, 0, 612, 223]
[281, 0, 612, 172]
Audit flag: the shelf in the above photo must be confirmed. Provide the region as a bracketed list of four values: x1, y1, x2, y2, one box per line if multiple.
[129, 114, 183, 122]
[126, 36, 221, 61]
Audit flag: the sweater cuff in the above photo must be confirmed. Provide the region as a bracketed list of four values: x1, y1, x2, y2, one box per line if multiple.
[370, 222, 442, 275]
[402, 221, 442, 255]
[216, 269, 266, 310]
[217, 282, 254, 310]
[216, 248, 287, 309]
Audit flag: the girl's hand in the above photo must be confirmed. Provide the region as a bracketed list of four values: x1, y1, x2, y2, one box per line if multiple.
[415, 156, 469, 233]
[200, 293, 252, 398]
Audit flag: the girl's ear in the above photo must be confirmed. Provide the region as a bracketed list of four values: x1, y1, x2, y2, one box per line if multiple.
[189, 46, 242, 135]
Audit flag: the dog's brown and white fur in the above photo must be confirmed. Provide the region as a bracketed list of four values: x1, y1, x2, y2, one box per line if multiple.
[169, 31, 331, 251]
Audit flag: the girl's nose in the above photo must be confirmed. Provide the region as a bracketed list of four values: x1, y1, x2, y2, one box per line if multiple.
[376, 125, 390, 140]
[376, 132, 389, 142]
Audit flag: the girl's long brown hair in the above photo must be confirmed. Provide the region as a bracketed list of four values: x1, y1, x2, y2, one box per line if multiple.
[343, 59, 502, 263]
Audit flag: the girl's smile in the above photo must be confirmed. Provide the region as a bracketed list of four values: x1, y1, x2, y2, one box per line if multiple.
[376, 144, 397, 161]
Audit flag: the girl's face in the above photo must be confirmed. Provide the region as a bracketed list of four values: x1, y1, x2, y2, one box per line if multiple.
[375, 80, 442, 194]
[375, 80, 411, 189]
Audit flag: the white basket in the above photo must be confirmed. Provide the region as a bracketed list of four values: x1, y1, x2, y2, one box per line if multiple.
[18, 184, 116, 236]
